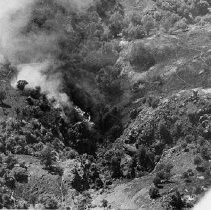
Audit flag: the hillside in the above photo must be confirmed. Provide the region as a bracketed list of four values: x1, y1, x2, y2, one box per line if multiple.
[0, 0, 211, 209]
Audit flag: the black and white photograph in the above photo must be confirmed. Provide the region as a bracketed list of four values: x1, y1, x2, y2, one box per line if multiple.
[0, 0, 210, 209]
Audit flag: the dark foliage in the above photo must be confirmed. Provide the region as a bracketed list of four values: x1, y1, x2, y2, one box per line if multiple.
[13, 167, 28, 183]
[40, 144, 57, 169]
[17, 80, 28, 91]
[129, 43, 156, 71]
[149, 187, 160, 199]
[168, 190, 185, 210]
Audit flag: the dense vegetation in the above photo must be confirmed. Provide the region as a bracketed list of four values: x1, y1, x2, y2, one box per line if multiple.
[0, 0, 211, 209]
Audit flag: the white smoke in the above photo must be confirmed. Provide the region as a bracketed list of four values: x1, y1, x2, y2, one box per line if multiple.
[0, 0, 35, 64]
[0, 0, 93, 107]
[0, 0, 94, 65]
[11, 61, 71, 107]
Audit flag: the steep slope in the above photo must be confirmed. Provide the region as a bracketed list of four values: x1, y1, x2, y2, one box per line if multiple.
[92, 88, 211, 209]
[0, 0, 211, 209]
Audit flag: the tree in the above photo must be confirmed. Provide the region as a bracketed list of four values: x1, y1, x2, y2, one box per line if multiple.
[149, 187, 160, 199]
[159, 122, 173, 145]
[17, 80, 28, 91]
[0, 90, 6, 104]
[111, 156, 121, 178]
[40, 144, 57, 169]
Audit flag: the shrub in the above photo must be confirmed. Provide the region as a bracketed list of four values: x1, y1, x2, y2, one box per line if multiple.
[111, 156, 121, 178]
[4, 174, 16, 189]
[65, 149, 78, 159]
[164, 163, 174, 173]
[102, 199, 108, 208]
[154, 141, 165, 155]
[200, 146, 210, 160]
[187, 108, 198, 124]
[2, 193, 13, 209]
[194, 186, 204, 195]
[181, 142, 187, 149]
[0, 90, 6, 104]
[195, 1, 209, 16]
[16, 199, 29, 209]
[156, 170, 170, 181]
[4, 155, 17, 170]
[109, 12, 124, 37]
[169, 190, 185, 209]
[174, 18, 188, 30]
[136, 147, 155, 172]
[142, 15, 155, 36]
[127, 12, 143, 26]
[147, 96, 160, 109]
[40, 144, 57, 169]
[5, 137, 16, 153]
[96, 66, 123, 100]
[187, 169, 194, 176]
[184, 134, 195, 143]
[153, 175, 161, 187]
[130, 109, 138, 120]
[29, 86, 41, 99]
[149, 187, 160, 199]
[129, 42, 155, 70]
[181, 171, 192, 183]
[107, 125, 123, 141]
[194, 155, 203, 166]
[162, 12, 180, 32]
[124, 24, 145, 40]
[17, 80, 28, 91]
[71, 168, 85, 192]
[38, 194, 58, 209]
[182, 171, 189, 179]
[13, 167, 28, 183]
[182, 169, 194, 182]
[159, 122, 173, 145]
[196, 163, 206, 172]
[198, 137, 206, 146]
[156, 162, 173, 182]
[52, 138, 64, 152]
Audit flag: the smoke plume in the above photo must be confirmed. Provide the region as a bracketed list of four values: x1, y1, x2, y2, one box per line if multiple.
[0, 0, 93, 106]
